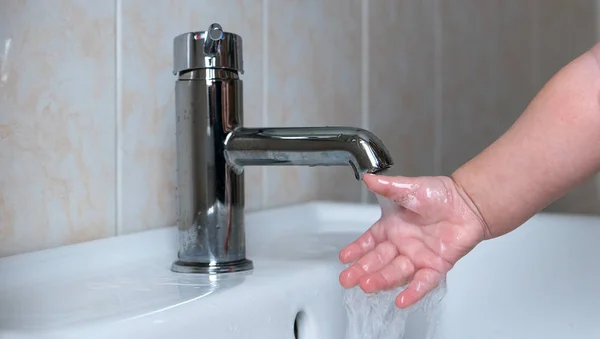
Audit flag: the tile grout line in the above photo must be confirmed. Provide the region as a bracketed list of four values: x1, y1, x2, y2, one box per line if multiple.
[433, 0, 443, 176]
[115, 0, 123, 236]
[360, 0, 370, 204]
[261, 0, 269, 209]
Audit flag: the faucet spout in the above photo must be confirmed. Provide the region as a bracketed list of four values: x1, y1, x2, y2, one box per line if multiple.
[226, 127, 393, 179]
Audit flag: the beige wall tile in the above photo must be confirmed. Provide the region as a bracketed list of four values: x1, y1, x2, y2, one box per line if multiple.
[119, 0, 264, 234]
[367, 0, 437, 205]
[438, 1, 598, 215]
[0, 1, 116, 256]
[263, 0, 363, 207]
[534, 0, 598, 214]
[439, 1, 537, 174]
[3, 0, 599, 257]
[534, 0, 597, 88]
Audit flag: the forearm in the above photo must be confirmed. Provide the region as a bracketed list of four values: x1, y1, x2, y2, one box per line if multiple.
[452, 44, 600, 239]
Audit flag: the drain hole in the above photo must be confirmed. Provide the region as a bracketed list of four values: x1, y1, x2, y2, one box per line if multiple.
[294, 311, 307, 339]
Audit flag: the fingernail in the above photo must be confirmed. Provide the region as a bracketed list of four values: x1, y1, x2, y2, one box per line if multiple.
[377, 178, 390, 185]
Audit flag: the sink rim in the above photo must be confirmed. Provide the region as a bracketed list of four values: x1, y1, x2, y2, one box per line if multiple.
[0, 201, 374, 337]
[3, 201, 600, 339]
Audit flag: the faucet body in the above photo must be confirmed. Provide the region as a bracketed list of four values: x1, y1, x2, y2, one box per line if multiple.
[171, 24, 393, 274]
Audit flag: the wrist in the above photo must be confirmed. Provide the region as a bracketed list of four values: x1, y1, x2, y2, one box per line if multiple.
[450, 169, 493, 240]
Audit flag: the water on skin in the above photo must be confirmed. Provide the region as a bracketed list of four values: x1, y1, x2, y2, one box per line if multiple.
[343, 194, 447, 339]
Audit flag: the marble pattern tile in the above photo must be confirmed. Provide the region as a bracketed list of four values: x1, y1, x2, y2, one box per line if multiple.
[2, 0, 599, 258]
[118, 0, 264, 234]
[0, 1, 116, 256]
[263, 0, 363, 207]
[366, 0, 437, 203]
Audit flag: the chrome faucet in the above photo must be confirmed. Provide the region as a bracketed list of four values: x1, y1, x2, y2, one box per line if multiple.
[171, 23, 394, 274]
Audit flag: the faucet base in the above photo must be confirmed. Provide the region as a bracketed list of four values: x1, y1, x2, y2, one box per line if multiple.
[171, 259, 254, 274]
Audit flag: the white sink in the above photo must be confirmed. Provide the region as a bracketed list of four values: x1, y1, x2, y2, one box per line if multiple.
[1, 201, 600, 339]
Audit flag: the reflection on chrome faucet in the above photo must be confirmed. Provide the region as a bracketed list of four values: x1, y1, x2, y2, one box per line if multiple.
[171, 23, 394, 274]
[226, 127, 392, 179]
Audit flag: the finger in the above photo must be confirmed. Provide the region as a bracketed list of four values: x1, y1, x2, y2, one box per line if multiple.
[339, 222, 385, 264]
[395, 268, 442, 309]
[359, 255, 415, 293]
[339, 241, 397, 289]
[388, 235, 451, 273]
[363, 174, 418, 201]
[363, 174, 420, 212]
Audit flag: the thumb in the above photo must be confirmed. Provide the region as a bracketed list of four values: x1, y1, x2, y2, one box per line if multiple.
[363, 174, 419, 202]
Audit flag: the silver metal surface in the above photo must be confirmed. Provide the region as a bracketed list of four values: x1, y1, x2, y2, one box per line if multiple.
[172, 23, 393, 274]
[173, 23, 243, 75]
[226, 127, 393, 180]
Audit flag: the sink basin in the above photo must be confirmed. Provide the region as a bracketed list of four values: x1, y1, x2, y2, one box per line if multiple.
[1, 201, 600, 339]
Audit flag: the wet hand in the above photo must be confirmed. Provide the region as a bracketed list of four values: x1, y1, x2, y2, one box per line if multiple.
[339, 174, 489, 308]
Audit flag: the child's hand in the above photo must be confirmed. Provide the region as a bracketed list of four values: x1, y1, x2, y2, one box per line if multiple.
[339, 174, 489, 308]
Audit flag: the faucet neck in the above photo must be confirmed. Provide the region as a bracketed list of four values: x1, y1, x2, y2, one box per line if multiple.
[172, 45, 249, 274]
[170, 23, 393, 275]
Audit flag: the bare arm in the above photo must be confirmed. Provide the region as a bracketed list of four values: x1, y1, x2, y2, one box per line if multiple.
[339, 44, 600, 308]
[452, 43, 600, 239]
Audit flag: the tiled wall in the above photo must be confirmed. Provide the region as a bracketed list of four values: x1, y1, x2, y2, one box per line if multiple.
[0, 0, 597, 257]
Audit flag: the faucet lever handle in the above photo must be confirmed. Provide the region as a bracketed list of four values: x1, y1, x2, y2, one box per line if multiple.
[203, 23, 224, 56]
[173, 22, 244, 75]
